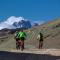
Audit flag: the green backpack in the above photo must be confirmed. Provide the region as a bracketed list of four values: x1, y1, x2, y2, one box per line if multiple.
[18, 32, 26, 38]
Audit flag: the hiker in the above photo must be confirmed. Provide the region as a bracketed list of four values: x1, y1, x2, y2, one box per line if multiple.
[37, 32, 43, 49]
[15, 30, 26, 51]
[18, 29, 26, 51]
[14, 31, 20, 50]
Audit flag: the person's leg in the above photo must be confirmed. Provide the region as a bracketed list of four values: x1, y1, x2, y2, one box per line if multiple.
[22, 40, 24, 49]
[18, 40, 21, 49]
[39, 40, 41, 49]
[40, 41, 43, 49]
[16, 38, 18, 49]
[20, 37, 25, 51]
[21, 40, 24, 51]
[39, 41, 43, 49]
[16, 40, 19, 50]
[16, 38, 21, 50]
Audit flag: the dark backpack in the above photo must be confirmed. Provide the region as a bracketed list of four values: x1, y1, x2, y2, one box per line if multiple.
[15, 32, 19, 39]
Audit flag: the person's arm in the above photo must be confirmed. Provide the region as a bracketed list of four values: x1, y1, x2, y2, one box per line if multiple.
[37, 34, 40, 40]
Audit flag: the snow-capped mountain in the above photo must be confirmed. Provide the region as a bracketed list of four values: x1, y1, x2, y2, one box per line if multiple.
[0, 16, 32, 30]
[0, 16, 45, 30]
[13, 20, 32, 29]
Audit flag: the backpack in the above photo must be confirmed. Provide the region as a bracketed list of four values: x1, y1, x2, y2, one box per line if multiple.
[15, 32, 19, 39]
[18, 32, 26, 38]
[37, 34, 40, 40]
[37, 32, 43, 40]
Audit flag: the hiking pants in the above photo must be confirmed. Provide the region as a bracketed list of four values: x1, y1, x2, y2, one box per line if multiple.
[20, 37, 25, 50]
[16, 38, 21, 49]
[20, 40, 24, 50]
[39, 40, 43, 49]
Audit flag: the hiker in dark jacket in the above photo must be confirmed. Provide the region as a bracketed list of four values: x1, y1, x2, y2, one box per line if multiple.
[37, 32, 43, 49]
[14, 31, 20, 50]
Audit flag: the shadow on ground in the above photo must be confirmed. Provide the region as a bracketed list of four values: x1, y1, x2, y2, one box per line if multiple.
[0, 51, 60, 60]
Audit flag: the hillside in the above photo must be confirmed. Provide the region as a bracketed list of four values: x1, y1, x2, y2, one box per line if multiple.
[0, 19, 60, 50]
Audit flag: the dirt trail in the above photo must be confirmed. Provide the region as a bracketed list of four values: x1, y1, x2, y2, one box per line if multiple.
[0, 49, 60, 60]
[9, 49, 60, 56]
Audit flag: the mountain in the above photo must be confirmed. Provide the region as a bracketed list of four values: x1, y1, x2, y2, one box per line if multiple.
[0, 19, 60, 50]
[13, 20, 32, 29]
[0, 16, 33, 30]
[32, 23, 39, 26]
[0, 20, 32, 35]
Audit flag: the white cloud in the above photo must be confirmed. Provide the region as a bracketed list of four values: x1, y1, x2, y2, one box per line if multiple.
[31, 20, 45, 25]
[0, 16, 25, 30]
[38, 20, 45, 25]
[4, 16, 25, 25]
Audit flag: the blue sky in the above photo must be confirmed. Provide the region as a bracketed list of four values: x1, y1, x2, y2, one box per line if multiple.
[0, 0, 60, 22]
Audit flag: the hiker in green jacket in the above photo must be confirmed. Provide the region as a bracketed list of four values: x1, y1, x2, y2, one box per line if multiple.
[15, 30, 26, 50]
[18, 29, 26, 51]
[37, 32, 43, 49]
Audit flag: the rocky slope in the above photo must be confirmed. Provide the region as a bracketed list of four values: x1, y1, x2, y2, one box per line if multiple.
[0, 19, 60, 50]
